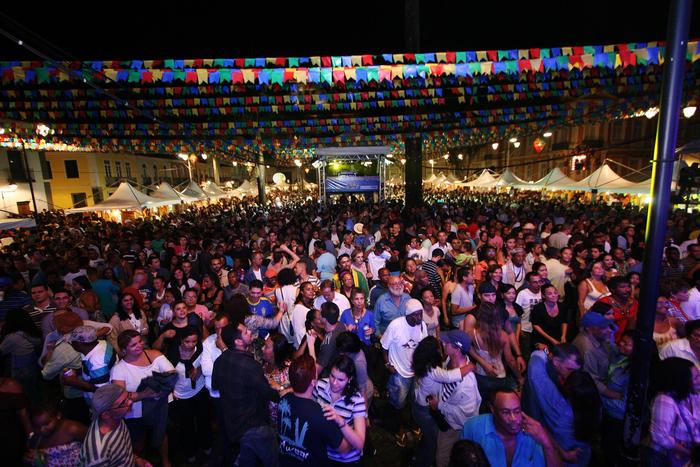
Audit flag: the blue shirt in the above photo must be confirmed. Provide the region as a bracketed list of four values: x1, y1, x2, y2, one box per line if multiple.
[249, 297, 275, 338]
[316, 252, 337, 281]
[373, 292, 411, 335]
[461, 414, 545, 467]
[339, 308, 375, 345]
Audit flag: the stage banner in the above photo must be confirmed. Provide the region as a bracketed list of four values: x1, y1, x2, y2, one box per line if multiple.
[325, 161, 379, 193]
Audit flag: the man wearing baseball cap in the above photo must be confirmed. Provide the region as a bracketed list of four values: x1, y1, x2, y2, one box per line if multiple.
[572, 312, 618, 397]
[430, 329, 482, 467]
[380, 298, 428, 444]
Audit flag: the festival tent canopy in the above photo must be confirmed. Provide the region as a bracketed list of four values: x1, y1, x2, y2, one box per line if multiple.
[524, 167, 579, 190]
[150, 182, 199, 203]
[461, 169, 498, 187]
[67, 182, 171, 212]
[202, 181, 228, 198]
[179, 180, 209, 200]
[481, 168, 531, 188]
[568, 163, 651, 194]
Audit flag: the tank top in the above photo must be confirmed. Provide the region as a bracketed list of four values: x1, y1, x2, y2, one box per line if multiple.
[583, 279, 610, 312]
[472, 329, 506, 378]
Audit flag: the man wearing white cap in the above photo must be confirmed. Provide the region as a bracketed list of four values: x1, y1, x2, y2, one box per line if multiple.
[380, 298, 428, 444]
[80, 384, 151, 467]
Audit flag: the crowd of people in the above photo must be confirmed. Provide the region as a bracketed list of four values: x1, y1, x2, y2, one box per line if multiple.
[0, 190, 699, 467]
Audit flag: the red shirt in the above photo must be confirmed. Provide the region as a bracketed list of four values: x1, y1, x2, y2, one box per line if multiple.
[598, 296, 638, 342]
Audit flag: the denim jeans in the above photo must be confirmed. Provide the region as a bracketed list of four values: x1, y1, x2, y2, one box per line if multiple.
[234, 425, 279, 467]
[411, 403, 438, 467]
[387, 373, 413, 409]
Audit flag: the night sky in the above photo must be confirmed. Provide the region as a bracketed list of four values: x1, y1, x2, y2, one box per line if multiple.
[1, 1, 699, 61]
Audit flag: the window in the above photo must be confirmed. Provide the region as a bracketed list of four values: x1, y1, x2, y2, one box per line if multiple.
[104, 160, 112, 178]
[39, 151, 52, 179]
[92, 187, 103, 203]
[71, 193, 87, 208]
[125, 162, 132, 179]
[64, 160, 79, 178]
[115, 161, 122, 178]
[6, 150, 28, 181]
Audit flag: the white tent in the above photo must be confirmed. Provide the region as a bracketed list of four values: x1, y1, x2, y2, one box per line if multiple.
[569, 163, 651, 194]
[150, 182, 199, 204]
[202, 181, 228, 199]
[179, 181, 209, 200]
[67, 182, 171, 212]
[423, 173, 438, 185]
[526, 167, 579, 190]
[461, 170, 498, 187]
[482, 168, 530, 188]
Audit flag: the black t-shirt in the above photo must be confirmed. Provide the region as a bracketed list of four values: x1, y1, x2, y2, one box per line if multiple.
[530, 302, 567, 347]
[278, 394, 343, 467]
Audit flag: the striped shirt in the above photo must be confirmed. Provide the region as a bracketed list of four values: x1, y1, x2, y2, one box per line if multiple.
[80, 418, 135, 467]
[313, 378, 367, 463]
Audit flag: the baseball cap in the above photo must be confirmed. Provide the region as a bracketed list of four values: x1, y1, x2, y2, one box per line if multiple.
[69, 325, 97, 344]
[581, 312, 611, 329]
[440, 330, 472, 354]
[404, 298, 423, 315]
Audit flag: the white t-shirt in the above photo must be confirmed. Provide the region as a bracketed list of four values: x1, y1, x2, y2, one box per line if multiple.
[682, 287, 700, 321]
[381, 317, 428, 378]
[450, 283, 474, 327]
[407, 248, 429, 263]
[313, 293, 351, 315]
[292, 303, 312, 349]
[429, 243, 452, 257]
[80, 340, 114, 401]
[201, 334, 223, 398]
[367, 251, 391, 279]
[173, 354, 205, 399]
[110, 354, 175, 419]
[515, 289, 542, 333]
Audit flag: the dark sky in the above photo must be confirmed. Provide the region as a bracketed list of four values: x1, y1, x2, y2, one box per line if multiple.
[1, 1, 699, 62]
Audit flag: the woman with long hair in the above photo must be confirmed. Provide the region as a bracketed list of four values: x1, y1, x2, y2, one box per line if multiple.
[291, 281, 317, 349]
[351, 249, 370, 282]
[468, 302, 521, 400]
[166, 326, 211, 464]
[531, 284, 569, 350]
[411, 336, 474, 467]
[577, 261, 610, 317]
[485, 264, 503, 293]
[168, 267, 198, 297]
[339, 288, 374, 346]
[153, 301, 203, 352]
[262, 333, 293, 425]
[197, 273, 224, 314]
[313, 355, 367, 464]
[107, 292, 149, 353]
[0, 308, 41, 405]
[110, 330, 175, 467]
[648, 357, 700, 466]
[498, 284, 525, 374]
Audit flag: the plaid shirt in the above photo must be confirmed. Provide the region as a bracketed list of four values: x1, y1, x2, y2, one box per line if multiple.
[650, 393, 700, 454]
[212, 348, 279, 442]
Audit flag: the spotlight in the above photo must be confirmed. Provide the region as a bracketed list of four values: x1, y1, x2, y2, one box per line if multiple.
[683, 106, 697, 118]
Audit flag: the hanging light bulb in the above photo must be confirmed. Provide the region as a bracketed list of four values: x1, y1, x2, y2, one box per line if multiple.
[443, 154, 449, 160]
[400, 158, 406, 164]
[201, 153, 208, 160]
[491, 142, 499, 150]
[513, 141, 521, 148]
[508, 137, 518, 143]
[683, 106, 697, 118]
[457, 154, 463, 160]
[543, 131, 553, 138]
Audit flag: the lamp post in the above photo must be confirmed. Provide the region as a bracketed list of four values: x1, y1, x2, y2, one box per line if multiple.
[429, 159, 435, 176]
